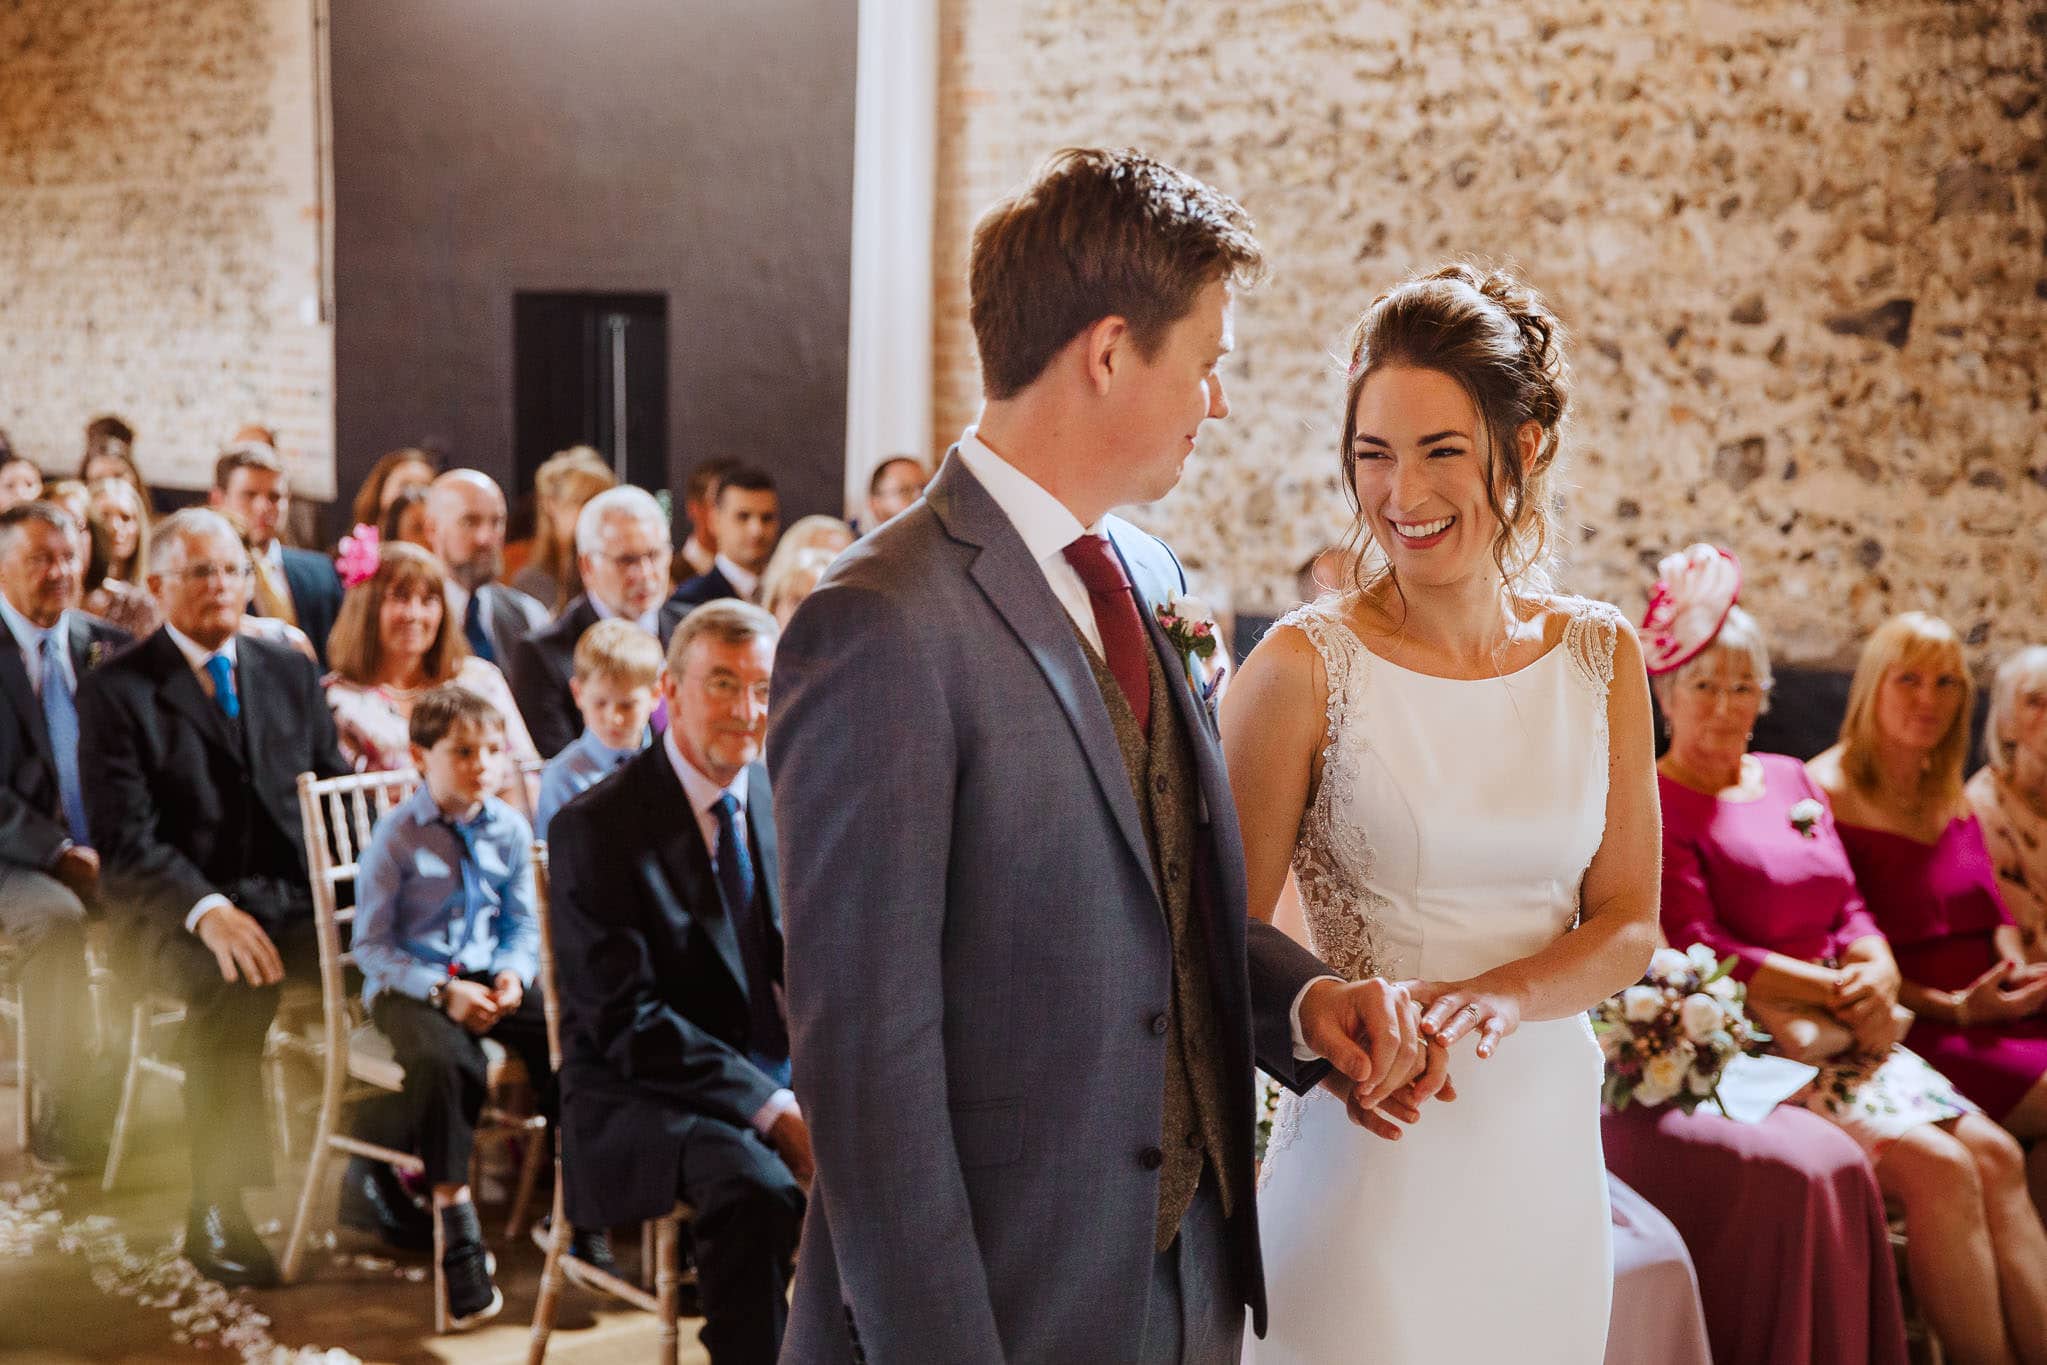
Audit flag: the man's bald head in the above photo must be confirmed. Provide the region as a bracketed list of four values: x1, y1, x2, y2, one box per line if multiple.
[424, 469, 507, 590]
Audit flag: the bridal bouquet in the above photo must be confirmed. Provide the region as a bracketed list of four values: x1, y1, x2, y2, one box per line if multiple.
[1593, 944, 1764, 1114]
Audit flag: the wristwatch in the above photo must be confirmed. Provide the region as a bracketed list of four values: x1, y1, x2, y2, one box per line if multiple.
[426, 979, 448, 1011]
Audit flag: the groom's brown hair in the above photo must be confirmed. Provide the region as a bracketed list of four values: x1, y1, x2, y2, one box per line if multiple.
[969, 147, 1264, 400]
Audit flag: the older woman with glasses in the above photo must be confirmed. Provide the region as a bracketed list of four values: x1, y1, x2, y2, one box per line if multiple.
[1968, 646, 2047, 966]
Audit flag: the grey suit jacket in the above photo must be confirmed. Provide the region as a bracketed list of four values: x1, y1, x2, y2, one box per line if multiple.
[768, 453, 1334, 1364]
[469, 581, 549, 666]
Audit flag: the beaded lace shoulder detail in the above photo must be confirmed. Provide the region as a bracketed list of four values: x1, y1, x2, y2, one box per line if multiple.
[1270, 601, 1391, 986]
[1260, 600, 1392, 1181]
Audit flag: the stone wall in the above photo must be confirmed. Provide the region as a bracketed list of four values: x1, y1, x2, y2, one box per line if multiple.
[0, 0, 333, 497]
[932, 0, 2047, 665]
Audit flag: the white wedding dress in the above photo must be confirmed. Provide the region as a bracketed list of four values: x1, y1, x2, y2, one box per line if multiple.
[1248, 597, 1620, 1365]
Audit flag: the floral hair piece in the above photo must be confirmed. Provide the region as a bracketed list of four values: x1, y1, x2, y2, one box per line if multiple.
[336, 523, 381, 589]
[1640, 543, 1741, 676]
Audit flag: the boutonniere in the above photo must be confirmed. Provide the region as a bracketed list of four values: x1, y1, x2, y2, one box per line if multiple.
[1788, 798, 1825, 838]
[85, 639, 110, 671]
[1154, 593, 1228, 706]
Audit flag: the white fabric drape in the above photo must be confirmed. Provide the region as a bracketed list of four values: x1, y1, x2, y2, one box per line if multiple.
[842, 0, 938, 521]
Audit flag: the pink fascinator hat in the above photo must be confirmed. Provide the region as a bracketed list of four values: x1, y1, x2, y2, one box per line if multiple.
[336, 524, 382, 589]
[1640, 543, 1742, 675]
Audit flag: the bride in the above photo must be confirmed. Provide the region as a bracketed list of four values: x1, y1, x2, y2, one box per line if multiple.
[1223, 264, 1660, 1363]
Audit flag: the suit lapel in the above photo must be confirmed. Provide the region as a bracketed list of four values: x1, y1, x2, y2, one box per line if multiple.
[640, 750, 751, 1000]
[932, 457, 1159, 902]
[1110, 527, 1224, 813]
[746, 764, 782, 936]
[64, 616, 100, 680]
[0, 637, 51, 758]
[150, 631, 245, 765]
[237, 640, 286, 782]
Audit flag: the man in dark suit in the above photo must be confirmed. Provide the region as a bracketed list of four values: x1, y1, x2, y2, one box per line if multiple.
[209, 443, 343, 666]
[423, 469, 548, 669]
[510, 485, 688, 756]
[78, 507, 352, 1288]
[551, 599, 804, 1365]
[670, 466, 779, 610]
[0, 503, 129, 1171]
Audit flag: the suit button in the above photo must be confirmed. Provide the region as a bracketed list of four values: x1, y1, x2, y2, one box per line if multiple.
[1150, 1011, 1169, 1035]
[1139, 1146, 1164, 1171]
[1153, 774, 1168, 795]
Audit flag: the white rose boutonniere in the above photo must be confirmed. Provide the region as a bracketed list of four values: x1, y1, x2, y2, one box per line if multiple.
[1788, 798, 1825, 839]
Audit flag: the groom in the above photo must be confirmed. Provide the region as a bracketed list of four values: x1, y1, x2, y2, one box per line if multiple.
[769, 148, 1421, 1363]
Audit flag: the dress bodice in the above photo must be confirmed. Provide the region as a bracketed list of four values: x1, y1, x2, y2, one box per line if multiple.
[1276, 595, 1622, 985]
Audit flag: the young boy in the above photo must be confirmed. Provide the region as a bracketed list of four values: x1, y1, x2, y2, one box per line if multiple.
[533, 618, 662, 839]
[353, 685, 548, 1330]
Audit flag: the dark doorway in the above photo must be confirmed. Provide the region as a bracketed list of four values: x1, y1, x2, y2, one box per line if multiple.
[513, 292, 669, 496]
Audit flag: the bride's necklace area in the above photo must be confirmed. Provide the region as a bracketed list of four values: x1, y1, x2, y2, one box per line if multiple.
[1352, 582, 1545, 680]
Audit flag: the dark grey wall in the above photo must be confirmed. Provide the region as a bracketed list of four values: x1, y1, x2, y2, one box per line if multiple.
[329, 0, 856, 537]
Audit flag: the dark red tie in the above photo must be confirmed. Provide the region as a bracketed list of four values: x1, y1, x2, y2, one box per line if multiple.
[1063, 534, 1151, 735]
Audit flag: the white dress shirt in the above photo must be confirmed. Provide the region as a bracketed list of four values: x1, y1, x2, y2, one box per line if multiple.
[662, 730, 799, 1135]
[711, 553, 760, 604]
[0, 595, 74, 698]
[165, 625, 242, 934]
[591, 593, 663, 637]
[953, 427, 1335, 1060]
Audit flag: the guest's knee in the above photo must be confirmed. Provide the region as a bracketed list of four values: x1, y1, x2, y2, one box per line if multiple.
[2, 872, 87, 950]
[1884, 1128, 1984, 1209]
[1957, 1117, 2026, 1191]
[698, 1163, 804, 1242]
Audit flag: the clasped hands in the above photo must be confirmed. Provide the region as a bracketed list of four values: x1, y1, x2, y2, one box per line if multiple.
[1948, 957, 2047, 1027]
[1297, 975, 1524, 1141]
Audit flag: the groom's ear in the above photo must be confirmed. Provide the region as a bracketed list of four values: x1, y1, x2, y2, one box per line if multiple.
[1080, 314, 1133, 396]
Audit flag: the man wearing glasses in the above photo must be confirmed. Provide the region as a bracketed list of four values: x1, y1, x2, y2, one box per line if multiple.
[77, 507, 350, 1288]
[509, 485, 693, 757]
[550, 599, 804, 1365]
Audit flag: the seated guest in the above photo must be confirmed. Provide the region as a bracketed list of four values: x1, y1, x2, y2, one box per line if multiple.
[81, 416, 149, 512]
[351, 447, 439, 535]
[379, 485, 431, 549]
[672, 456, 739, 584]
[41, 480, 92, 538]
[510, 446, 614, 610]
[76, 508, 353, 1287]
[353, 685, 549, 1330]
[1642, 558, 2047, 1364]
[761, 547, 837, 630]
[533, 620, 661, 840]
[83, 478, 159, 638]
[672, 466, 780, 608]
[551, 601, 805, 1365]
[0, 447, 44, 513]
[510, 486, 688, 757]
[862, 455, 927, 532]
[0, 503, 130, 1172]
[1813, 616, 2047, 1170]
[323, 540, 540, 805]
[1969, 645, 2047, 963]
[209, 443, 343, 666]
[423, 470, 549, 668]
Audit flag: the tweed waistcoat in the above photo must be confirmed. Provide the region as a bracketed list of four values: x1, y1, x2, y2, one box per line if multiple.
[1071, 619, 1238, 1250]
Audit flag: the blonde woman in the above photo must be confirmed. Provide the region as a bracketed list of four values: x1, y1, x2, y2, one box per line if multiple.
[758, 514, 852, 624]
[1969, 646, 2047, 964]
[324, 541, 539, 807]
[508, 447, 613, 610]
[1811, 613, 2047, 1365]
[83, 476, 158, 636]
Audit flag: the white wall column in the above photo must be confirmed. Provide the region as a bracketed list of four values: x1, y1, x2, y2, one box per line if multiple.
[842, 0, 939, 523]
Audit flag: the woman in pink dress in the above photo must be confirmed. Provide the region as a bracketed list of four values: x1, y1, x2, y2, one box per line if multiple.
[1610, 546, 1910, 1365]
[322, 537, 539, 811]
[1968, 645, 2047, 965]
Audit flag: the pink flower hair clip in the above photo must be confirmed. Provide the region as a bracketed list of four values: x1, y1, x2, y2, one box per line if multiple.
[336, 523, 382, 589]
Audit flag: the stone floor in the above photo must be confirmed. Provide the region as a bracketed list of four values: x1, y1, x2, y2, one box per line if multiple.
[0, 1073, 707, 1364]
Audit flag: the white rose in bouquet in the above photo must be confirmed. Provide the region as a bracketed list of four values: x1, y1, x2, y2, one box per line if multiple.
[1680, 992, 1724, 1042]
[1633, 1070, 1679, 1106]
[1621, 985, 1664, 1023]
[1687, 1067, 1719, 1097]
[1643, 1050, 1690, 1095]
[1685, 942, 1721, 976]
[1705, 974, 1740, 1002]
[1647, 947, 1691, 986]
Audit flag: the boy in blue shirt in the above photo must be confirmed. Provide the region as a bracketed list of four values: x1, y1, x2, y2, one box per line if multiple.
[533, 618, 662, 838]
[353, 685, 547, 1330]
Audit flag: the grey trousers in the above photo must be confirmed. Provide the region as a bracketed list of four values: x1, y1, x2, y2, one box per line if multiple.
[0, 864, 91, 1118]
[1140, 1177, 1243, 1365]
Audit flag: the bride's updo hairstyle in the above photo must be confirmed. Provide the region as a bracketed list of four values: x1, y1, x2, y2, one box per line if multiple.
[1338, 262, 1571, 597]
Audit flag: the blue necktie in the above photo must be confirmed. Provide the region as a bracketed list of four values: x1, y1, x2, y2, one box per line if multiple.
[443, 816, 487, 971]
[463, 594, 494, 664]
[203, 653, 239, 719]
[712, 793, 788, 1064]
[38, 633, 88, 844]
